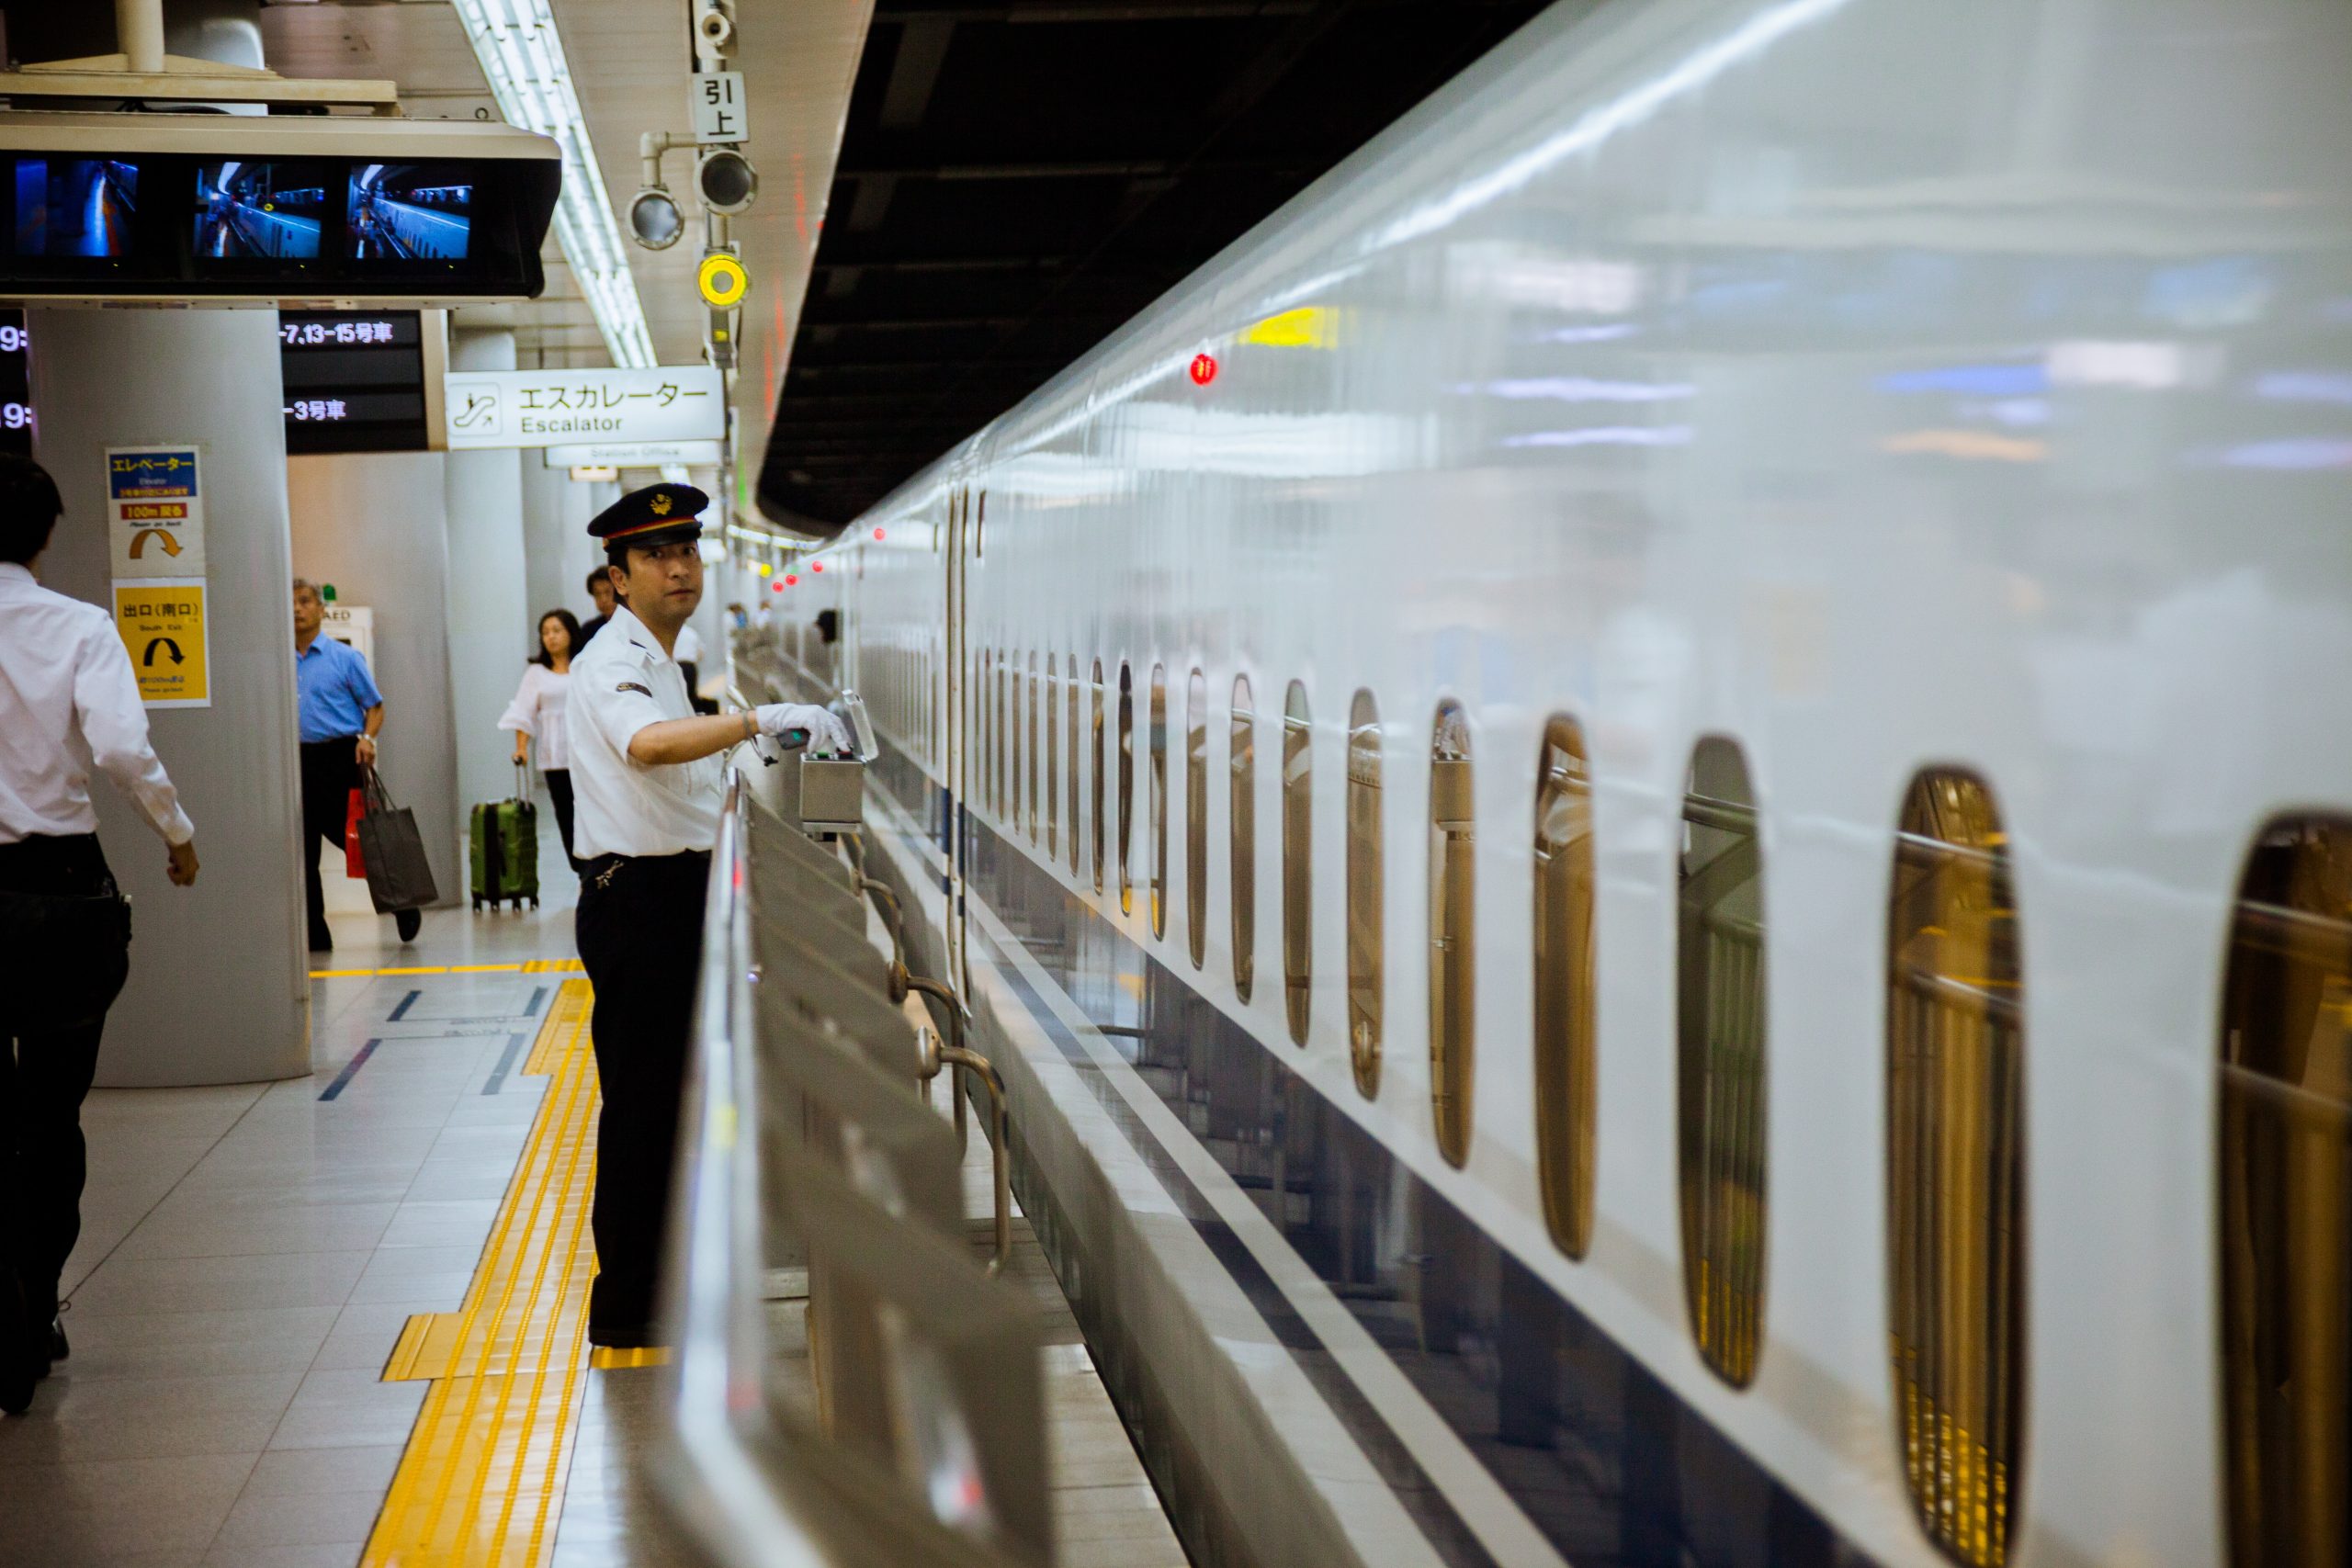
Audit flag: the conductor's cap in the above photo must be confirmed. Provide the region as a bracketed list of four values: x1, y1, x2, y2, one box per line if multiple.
[588, 482, 708, 550]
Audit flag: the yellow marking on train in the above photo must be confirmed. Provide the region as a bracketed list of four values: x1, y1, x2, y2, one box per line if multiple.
[362, 979, 601, 1568]
[525, 980, 592, 1077]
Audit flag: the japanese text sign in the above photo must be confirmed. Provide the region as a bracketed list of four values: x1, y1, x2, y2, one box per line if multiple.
[441, 367, 723, 451]
[107, 443, 206, 580]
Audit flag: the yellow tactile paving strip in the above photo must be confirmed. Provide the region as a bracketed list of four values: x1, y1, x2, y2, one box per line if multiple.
[309, 959, 587, 979]
[363, 976, 601, 1567]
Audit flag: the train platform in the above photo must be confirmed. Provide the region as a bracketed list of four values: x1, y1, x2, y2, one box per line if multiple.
[0, 832, 1182, 1568]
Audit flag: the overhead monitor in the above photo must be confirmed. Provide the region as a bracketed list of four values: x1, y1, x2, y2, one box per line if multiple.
[0, 114, 558, 303]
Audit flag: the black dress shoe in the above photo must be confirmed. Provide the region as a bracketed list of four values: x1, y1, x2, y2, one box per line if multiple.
[586, 1322, 659, 1350]
[395, 908, 422, 942]
[47, 1319, 65, 1364]
[0, 1280, 33, 1416]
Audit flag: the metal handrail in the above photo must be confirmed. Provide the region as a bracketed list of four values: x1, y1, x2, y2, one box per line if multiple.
[650, 772, 1040, 1567]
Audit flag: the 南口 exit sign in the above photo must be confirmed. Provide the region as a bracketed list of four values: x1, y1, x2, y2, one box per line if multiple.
[441, 367, 724, 451]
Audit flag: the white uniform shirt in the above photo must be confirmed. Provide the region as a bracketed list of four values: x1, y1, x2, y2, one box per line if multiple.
[568, 605, 724, 858]
[0, 562, 195, 846]
[496, 663, 573, 771]
[673, 623, 703, 665]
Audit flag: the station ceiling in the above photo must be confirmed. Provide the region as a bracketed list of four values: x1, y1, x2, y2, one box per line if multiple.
[762, 0, 1556, 529]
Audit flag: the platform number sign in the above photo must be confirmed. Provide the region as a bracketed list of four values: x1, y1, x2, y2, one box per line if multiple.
[691, 71, 745, 143]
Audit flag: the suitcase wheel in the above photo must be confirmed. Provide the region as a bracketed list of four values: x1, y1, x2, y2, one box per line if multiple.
[471, 896, 481, 912]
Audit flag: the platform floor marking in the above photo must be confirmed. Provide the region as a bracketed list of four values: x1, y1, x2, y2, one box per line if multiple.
[311, 962, 547, 978]
[364, 976, 600, 1567]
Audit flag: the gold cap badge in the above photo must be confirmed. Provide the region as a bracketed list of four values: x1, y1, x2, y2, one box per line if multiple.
[650, 492, 673, 516]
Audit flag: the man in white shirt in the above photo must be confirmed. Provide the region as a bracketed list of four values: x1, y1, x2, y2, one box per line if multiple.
[0, 456, 199, 1415]
[568, 482, 842, 1348]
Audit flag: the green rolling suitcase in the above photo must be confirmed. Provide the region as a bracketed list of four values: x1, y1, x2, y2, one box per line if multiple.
[469, 764, 539, 912]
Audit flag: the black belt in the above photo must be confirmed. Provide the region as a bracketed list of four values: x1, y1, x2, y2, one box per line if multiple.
[581, 848, 711, 889]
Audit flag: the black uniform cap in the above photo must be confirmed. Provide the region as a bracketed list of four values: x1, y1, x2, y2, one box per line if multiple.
[588, 481, 708, 551]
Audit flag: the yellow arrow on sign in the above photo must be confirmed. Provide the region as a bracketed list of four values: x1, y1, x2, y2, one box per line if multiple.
[130, 528, 183, 559]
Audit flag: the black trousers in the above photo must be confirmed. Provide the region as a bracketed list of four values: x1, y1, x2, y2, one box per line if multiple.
[544, 770, 577, 867]
[574, 849, 710, 1337]
[299, 738, 360, 950]
[0, 835, 125, 1325]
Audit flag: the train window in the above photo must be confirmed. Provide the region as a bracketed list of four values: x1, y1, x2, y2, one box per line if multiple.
[1345, 691, 1383, 1099]
[1091, 660, 1106, 894]
[1186, 669, 1207, 970]
[1028, 651, 1041, 843]
[1429, 703, 1474, 1163]
[1148, 666, 1169, 939]
[1677, 737, 1767, 1389]
[1889, 769, 2026, 1568]
[1231, 676, 1256, 1004]
[980, 649, 994, 816]
[1068, 651, 1080, 876]
[1282, 682, 1312, 1046]
[1046, 655, 1059, 858]
[997, 650, 1010, 819]
[1117, 662, 1135, 917]
[1533, 715, 1597, 1259]
[2219, 819, 2352, 1568]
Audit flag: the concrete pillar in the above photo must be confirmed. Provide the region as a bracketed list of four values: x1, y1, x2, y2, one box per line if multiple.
[287, 453, 463, 907]
[444, 331, 532, 814]
[30, 308, 309, 1086]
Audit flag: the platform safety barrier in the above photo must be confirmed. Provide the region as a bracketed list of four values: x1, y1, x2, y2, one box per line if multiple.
[649, 752, 1049, 1568]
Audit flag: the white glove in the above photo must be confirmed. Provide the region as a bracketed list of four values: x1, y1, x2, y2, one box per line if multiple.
[754, 703, 853, 755]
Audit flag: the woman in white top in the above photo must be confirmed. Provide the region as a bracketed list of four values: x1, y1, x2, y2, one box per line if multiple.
[498, 609, 581, 867]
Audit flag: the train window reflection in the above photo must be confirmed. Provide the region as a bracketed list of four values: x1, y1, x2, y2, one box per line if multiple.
[1677, 737, 1766, 1388]
[1091, 660, 1106, 895]
[1889, 769, 2025, 1568]
[1187, 669, 1207, 970]
[1068, 651, 1080, 876]
[1429, 702, 1473, 1164]
[1148, 664, 1168, 940]
[1282, 682, 1311, 1045]
[1533, 715, 1596, 1258]
[1118, 662, 1135, 919]
[1346, 691, 1382, 1099]
[2220, 817, 2352, 1568]
[1231, 676, 1256, 1004]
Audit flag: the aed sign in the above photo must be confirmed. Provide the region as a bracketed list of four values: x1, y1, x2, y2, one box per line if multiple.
[442, 366, 724, 451]
[107, 443, 207, 578]
[114, 580, 210, 708]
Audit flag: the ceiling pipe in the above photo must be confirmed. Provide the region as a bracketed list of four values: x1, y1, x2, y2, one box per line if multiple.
[116, 0, 165, 73]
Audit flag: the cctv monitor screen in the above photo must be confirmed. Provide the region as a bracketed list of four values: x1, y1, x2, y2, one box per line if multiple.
[347, 163, 472, 262]
[193, 160, 328, 260]
[14, 159, 138, 257]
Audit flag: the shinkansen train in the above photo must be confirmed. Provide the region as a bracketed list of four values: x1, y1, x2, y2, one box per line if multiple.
[749, 1, 2352, 1564]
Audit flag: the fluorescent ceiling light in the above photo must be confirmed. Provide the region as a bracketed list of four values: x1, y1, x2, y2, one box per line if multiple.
[450, 0, 655, 369]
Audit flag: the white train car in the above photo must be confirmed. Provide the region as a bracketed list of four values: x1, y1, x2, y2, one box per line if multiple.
[764, 1, 2352, 1564]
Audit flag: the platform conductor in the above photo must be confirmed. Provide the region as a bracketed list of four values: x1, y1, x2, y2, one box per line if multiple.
[567, 482, 845, 1348]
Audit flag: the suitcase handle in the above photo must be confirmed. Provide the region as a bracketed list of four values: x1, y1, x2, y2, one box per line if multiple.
[515, 760, 529, 799]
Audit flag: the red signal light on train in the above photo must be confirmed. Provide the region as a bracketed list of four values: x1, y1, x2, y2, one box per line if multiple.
[811, 560, 825, 572]
[783, 573, 798, 586]
[770, 581, 785, 592]
[1190, 353, 1218, 387]
[874, 527, 886, 540]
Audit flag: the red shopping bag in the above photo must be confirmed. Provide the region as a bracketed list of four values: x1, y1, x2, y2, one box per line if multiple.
[345, 788, 367, 876]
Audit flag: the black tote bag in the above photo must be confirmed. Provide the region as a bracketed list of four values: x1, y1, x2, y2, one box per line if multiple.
[356, 765, 439, 913]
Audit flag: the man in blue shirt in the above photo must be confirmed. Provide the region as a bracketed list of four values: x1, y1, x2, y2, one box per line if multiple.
[293, 578, 417, 950]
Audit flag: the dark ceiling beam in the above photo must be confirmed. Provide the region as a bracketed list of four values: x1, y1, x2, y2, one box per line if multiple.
[799, 313, 1125, 332]
[810, 254, 1074, 274]
[878, 18, 957, 130]
[834, 155, 1312, 181]
[875, 1, 1311, 20]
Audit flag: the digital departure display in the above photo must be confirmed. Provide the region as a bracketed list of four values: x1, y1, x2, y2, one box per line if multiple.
[0, 310, 29, 457]
[347, 164, 472, 261]
[280, 310, 431, 456]
[14, 159, 138, 257]
[194, 160, 326, 260]
[0, 146, 555, 299]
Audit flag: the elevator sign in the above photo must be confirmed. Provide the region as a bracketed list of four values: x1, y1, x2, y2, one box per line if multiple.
[107, 443, 207, 579]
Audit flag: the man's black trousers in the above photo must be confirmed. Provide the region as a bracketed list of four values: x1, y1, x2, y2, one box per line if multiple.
[299, 738, 359, 951]
[0, 834, 128, 1328]
[574, 849, 709, 1341]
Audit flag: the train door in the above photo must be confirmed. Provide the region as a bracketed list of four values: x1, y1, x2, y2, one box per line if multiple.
[944, 482, 973, 997]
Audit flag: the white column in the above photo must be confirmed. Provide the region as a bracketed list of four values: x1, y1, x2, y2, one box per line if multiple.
[31, 308, 309, 1086]
[443, 330, 532, 815]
